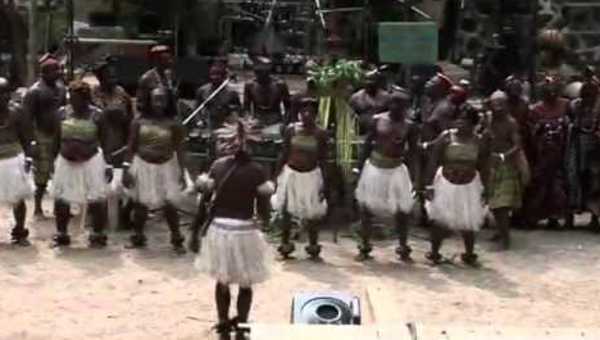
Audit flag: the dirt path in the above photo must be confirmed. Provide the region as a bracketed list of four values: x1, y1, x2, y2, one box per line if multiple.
[0, 203, 599, 339]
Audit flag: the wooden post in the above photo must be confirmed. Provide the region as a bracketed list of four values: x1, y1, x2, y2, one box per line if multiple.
[66, 0, 74, 81]
[174, 0, 180, 58]
[27, 0, 37, 84]
[529, 0, 538, 101]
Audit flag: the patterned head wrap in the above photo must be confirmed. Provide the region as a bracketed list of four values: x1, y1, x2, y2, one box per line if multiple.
[215, 117, 262, 156]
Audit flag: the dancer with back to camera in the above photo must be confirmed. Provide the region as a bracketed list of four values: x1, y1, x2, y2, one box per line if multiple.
[193, 117, 274, 340]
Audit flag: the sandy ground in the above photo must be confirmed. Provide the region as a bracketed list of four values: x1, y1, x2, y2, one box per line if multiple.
[0, 200, 599, 340]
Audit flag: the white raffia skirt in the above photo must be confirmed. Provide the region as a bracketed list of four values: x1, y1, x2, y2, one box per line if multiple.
[426, 168, 487, 232]
[51, 152, 108, 204]
[109, 168, 125, 198]
[195, 218, 272, 287]
[355, 160, 415, 217]
[127, 155, 182, 209]
[0, 153, 34, 205]
[271, 165, 327, 220]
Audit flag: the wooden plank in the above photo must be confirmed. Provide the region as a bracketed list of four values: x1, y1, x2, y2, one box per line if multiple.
[248, 324, 380, 340]
[410, 324, 600, 340]
[247, 323, 600, 340]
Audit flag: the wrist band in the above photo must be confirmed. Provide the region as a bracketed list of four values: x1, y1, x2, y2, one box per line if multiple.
[25, 157, 33, 163]
[422, 142, 429, 150]
[122, 162, 131, 168]
[500, 153, 505, 162]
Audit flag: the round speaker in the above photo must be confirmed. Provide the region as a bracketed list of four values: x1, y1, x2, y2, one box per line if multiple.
[291, 292, 361, 325]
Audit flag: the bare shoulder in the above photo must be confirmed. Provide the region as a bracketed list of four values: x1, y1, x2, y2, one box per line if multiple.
[406, 118, 419, 132]
[349, 89, 364, 102]
[130, 117, 143, 130]
[372, 111, 388, 121]
[436, 129, 453, 143]
[8, 105, 23, 124]
[115, 85, 131, 99]
[24, 82, 41, 97]
[91, 106, 103, 123]
[285, 123, 296, 135]
[505, 115, 519, 127]
[139, 70, 155, 85]
[249, 161, 268, 183]
[57, 105, 69, 119]
[274, 77, 288, 88]
[209, 155, 234, 175]
[213, 155, 233, 167]
[316, 126, 328, 138]
[198, 83, 211, 95]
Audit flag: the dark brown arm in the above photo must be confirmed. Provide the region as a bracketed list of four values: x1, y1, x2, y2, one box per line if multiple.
[317, 128, 329, 196]
[14, 108, 34, 158]
[53, 115, 62, 161]
[358, 119, 376, 169]
[477, 134, 491, 188]
[124, 120, 140, 166]
[276, 125, 293, 177]
[96, 113, 111, 164]
[22, 90, 36, 130]
[136, 76, 150, 114]
[406, 122, 421, 185]
[504, 118, 523, 159]
[424, 131, 449, 186]
[280, 82, 292, 124]
[172, 122, 187, 178]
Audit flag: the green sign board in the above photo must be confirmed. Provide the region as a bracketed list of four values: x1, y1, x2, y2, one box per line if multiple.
[378, 22, 438, 65]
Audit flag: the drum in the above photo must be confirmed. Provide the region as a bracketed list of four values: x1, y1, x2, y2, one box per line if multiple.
[250, 123, 284, 161]
[186, 128, 213, 153]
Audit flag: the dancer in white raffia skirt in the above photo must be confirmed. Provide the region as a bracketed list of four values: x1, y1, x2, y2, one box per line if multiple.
[191, 118, 274, 340]
[423, 102, 489, 266]
[91, 58, 135, 230]
[122, 87, 187, 254]
[50, 81, 111, 248]
[354, 87, 419, 262]
[271, 97, 328, 260]
[0, 78, 35, 246]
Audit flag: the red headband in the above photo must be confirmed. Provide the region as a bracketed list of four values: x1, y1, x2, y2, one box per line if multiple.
[437, 73, 453, 90]
[40, 58, 59, 70]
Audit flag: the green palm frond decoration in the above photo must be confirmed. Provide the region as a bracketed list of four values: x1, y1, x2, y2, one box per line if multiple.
[308, 60, 364, 177]
[307, 59, 365, 98]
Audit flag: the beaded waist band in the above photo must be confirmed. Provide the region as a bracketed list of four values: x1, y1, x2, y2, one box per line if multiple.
[212, 218, 258, 231]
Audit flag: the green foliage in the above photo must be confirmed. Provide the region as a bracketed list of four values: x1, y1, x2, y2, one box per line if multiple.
[309, 60, 363, 178]
[307, 59, 365, 96]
